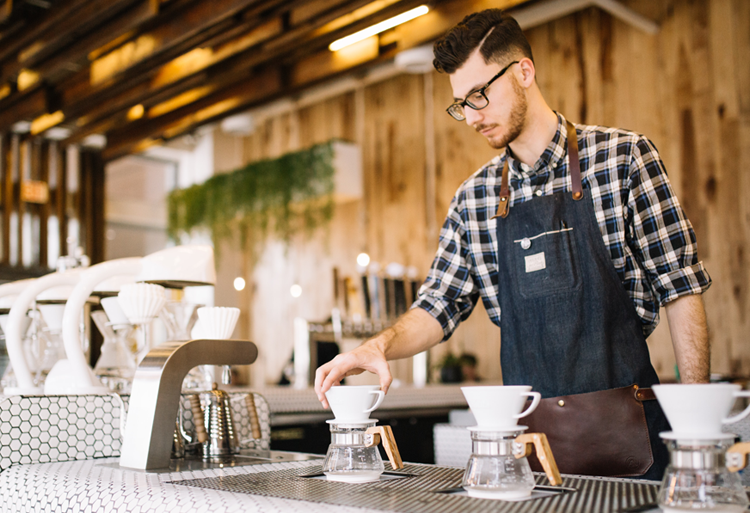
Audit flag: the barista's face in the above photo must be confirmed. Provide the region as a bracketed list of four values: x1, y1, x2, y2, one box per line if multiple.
[449, 50, 528, 149]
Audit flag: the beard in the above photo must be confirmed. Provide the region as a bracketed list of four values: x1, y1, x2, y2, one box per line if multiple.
[474, 75, 528, 149]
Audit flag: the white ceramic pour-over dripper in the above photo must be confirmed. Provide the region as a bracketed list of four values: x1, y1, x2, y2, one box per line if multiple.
[653, 384, 750, 440]
[117, 283, 167, 366]
[461, 386, 541, 431]
[191, 307, 240, 388]
[118, 283, 168, 325]
[101, 296, 132, 328]
[195, 307, 240, 339]
[325, 385, 386, 424]
[36, 305, 64, 334]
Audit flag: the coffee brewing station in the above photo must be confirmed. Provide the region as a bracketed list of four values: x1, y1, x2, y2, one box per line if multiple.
[0, 244, 747, 512]
[1, 0, 750, 511]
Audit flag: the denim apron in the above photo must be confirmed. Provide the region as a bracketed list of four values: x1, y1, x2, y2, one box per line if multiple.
[494, 121, 670, 480]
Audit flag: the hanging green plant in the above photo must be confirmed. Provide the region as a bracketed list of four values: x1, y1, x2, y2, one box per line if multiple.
[167, 141, 336, 253]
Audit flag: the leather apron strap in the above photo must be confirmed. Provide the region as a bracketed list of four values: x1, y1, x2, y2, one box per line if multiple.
[493, 120, 582, 220]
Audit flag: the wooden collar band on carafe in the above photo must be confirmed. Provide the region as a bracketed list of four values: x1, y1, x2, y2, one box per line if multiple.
[494, 120, 582, 219]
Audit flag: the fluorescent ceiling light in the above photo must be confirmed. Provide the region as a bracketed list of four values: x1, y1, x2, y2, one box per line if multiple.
[329, 5, 429, 52]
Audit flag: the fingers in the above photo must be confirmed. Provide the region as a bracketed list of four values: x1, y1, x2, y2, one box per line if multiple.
[314, 363, 336, 408]
[314, 356, 350, 407]
[313, 343, 391, 407]
[320, 364, 347, 399]
[373, 359, 393, 394]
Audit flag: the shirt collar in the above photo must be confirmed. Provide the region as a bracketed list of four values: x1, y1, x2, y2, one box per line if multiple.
[504, 112, 568, 179]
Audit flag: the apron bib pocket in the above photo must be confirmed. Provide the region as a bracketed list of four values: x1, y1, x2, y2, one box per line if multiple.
[512, 227, 581, 299]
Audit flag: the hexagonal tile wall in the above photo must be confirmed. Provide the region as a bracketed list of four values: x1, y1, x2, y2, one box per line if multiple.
[0, 391, 270, 470]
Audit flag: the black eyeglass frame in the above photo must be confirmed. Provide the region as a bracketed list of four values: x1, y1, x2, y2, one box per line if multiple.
[446, 60, 519, 121]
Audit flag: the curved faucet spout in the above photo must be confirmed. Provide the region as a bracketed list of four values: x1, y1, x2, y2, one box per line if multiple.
[119, 338, 258, 470]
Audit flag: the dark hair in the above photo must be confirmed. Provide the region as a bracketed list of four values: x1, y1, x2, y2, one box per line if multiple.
[433, 9, 533, 74]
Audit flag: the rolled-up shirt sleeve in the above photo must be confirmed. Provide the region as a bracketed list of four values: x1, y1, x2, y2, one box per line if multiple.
[412, 193, 480, 341]
[627, 136, 712, 306]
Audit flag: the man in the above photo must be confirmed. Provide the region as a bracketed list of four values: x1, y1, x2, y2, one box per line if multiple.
[315, 9, 711, 480]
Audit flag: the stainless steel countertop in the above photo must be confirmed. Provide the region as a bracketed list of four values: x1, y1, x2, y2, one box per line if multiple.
[0, 456, 665, 513]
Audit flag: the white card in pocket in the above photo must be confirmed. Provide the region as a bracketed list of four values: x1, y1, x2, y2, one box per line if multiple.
[525, 252, 546, 273]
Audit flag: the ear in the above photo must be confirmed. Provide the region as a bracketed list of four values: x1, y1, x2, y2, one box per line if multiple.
[517, 58, 536, 88]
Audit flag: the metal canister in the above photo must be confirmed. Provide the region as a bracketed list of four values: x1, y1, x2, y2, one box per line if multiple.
[201, 383, 239, 459]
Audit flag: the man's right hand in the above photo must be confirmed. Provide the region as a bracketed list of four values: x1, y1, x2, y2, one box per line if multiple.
[314, 338, 392, 409]
[314, 308, 444, 408]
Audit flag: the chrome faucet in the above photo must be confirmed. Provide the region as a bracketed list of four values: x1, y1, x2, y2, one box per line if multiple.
[119, 338, 258, 470]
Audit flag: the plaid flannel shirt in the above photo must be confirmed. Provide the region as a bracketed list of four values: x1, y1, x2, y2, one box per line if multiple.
[415, 113, 711, 340]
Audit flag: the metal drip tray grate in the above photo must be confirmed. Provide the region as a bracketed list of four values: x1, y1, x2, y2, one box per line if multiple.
[170, 463, 661, 513]
[100, 450, 322, 474]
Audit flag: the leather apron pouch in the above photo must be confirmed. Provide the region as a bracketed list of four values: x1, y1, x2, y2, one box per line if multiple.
[523, 384, 655, 477]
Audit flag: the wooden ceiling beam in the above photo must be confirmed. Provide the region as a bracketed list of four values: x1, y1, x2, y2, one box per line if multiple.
[57, 0, 284, 113]
[99, 0, 533, 158]
[0, 0, 13, 24]
[1, 0, 413, 136]
[62, 0, 414, 138]
[0, 85, 48, 129]
[0, 0, 106, 64]
[0, 0, 274, 131]
[9, 0, 145, 74]
[102, 67, 282, 160]
[53, 0, 387, 140]
[58, 23, 287, 144]
[8, 0, 158, 84]
[1, 0, 536, 160]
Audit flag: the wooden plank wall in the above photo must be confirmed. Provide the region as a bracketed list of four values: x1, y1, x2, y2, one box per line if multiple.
[233, 0, 750, 387]
[0, 134, 105, 282]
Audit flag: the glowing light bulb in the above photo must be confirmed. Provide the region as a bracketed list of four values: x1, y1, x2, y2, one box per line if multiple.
[357, 253, 371, 267]
[290, 284, 302, 298]
[233, 277, 246, 291]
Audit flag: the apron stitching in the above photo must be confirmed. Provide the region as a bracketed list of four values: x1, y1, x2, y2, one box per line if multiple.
[513, 227, 573, 244]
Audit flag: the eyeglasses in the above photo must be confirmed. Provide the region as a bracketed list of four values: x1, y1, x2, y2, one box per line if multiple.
[446, 61, 519, 121]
